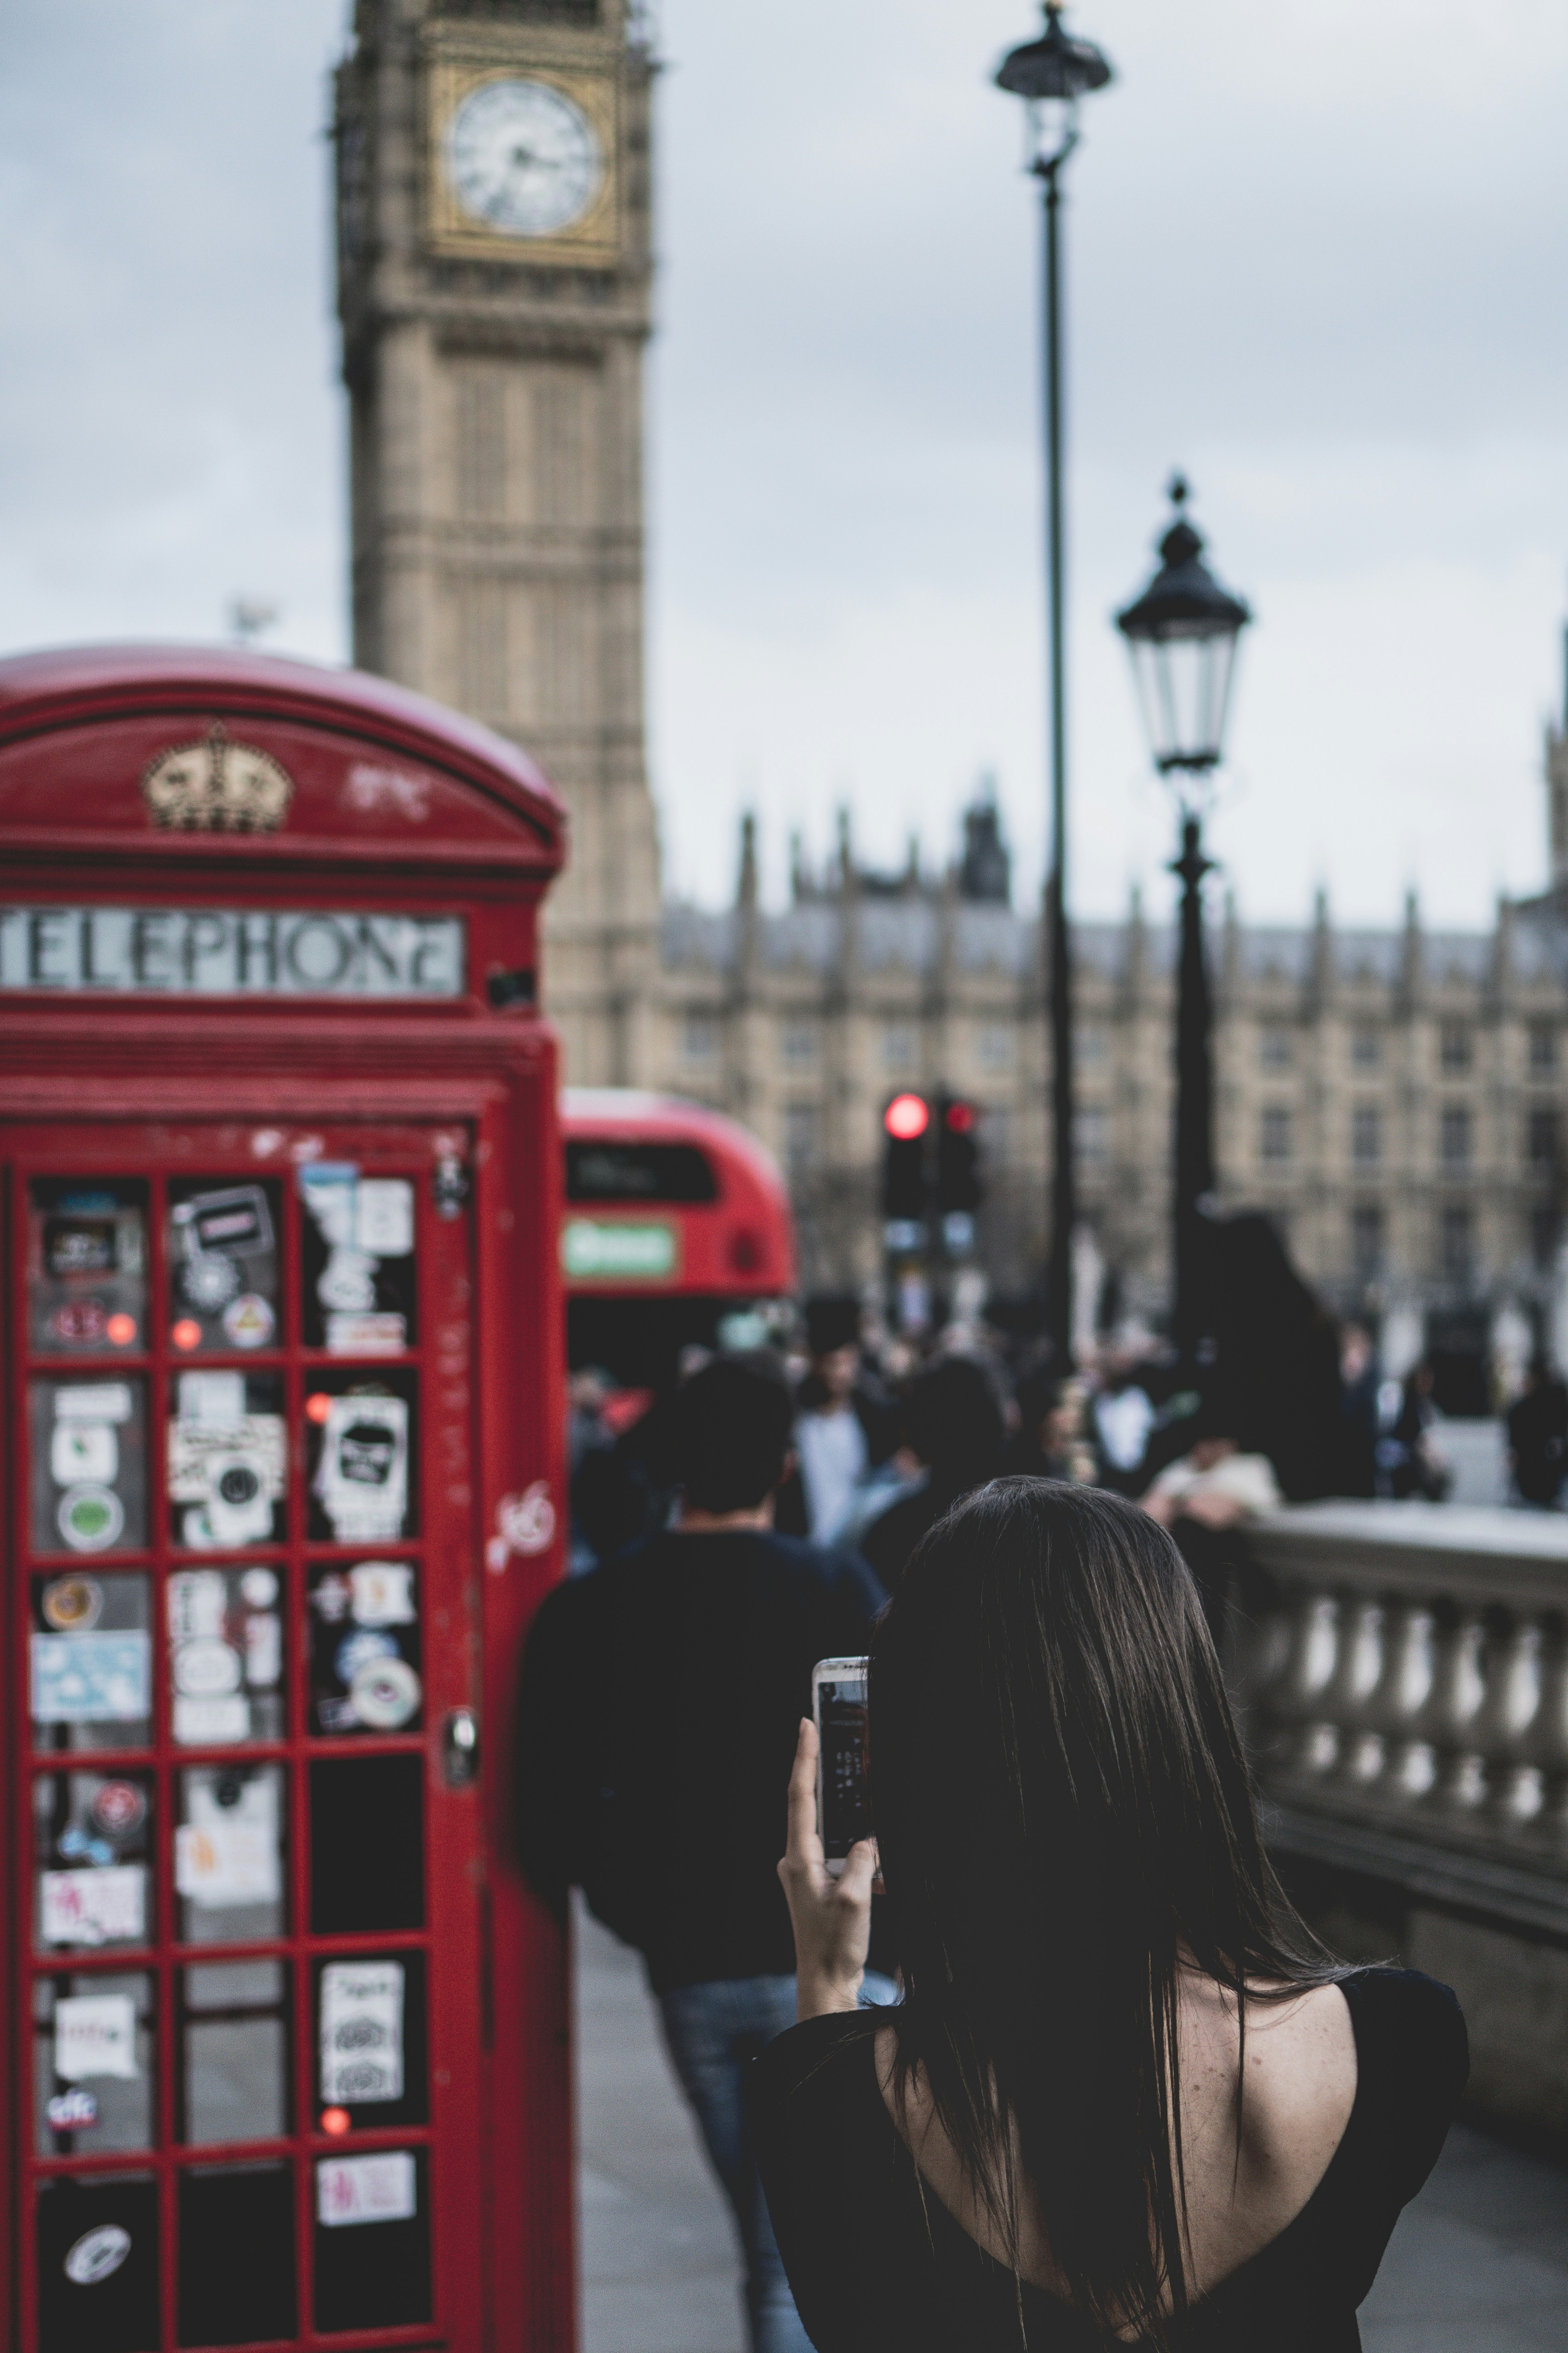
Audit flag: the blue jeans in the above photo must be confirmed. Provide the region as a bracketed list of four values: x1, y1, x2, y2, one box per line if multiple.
[657, 1973, 901, 2352]
[657, 1976, 813, 2353]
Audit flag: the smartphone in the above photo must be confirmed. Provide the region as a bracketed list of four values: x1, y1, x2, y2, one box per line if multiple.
[812, 1656, 870, 1879]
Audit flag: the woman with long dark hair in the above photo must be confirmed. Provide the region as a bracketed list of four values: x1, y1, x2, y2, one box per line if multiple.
[754, 1480, 1466, 2349]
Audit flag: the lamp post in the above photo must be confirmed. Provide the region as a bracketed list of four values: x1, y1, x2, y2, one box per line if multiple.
[995, 3, 1112, 1363]
[1116, 477, 1252, 1361]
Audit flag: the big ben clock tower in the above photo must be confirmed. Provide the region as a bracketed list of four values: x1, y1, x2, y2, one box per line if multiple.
[335, 0, 661, 1083]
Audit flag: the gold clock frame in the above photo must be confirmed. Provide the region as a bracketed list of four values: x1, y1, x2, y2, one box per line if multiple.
[427, 59, 620, 268]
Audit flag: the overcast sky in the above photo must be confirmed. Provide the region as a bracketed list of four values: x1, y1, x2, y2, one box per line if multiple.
[3, 0, 1566, 928]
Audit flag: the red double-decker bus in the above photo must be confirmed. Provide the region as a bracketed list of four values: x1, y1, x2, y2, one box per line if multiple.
[561, 1090, 796, 1391]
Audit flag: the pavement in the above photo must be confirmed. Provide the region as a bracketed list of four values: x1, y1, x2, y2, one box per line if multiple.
[575, 1900, 1568, 2353]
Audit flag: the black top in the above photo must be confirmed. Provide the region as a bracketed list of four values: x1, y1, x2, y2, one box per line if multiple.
[515, 1530, 885, 1994]
[750, 1969, 1467, 2352]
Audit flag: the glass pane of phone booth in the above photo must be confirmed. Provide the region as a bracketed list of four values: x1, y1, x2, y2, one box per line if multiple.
[8, 1127, 481, 2353]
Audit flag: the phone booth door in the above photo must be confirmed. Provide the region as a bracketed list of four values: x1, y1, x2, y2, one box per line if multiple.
[8, 1114, 491, 2353]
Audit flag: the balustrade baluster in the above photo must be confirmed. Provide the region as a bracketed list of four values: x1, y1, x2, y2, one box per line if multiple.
[1264, 1587, 1341, 1781]
[1324, 1600, 1387, 1792]
[1416, 1608, 1489, 1817]
[1373, 1603, 1438, 1806]
[1469, 1614, 1545, 1836]
[1524, 1618, 1568, 1854]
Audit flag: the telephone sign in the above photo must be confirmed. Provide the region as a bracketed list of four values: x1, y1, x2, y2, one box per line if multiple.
[0, 647, 572, 2353]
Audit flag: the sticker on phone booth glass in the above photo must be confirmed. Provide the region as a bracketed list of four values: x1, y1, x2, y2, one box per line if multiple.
[41, 1866, 146, 1947]
[313, 1396, 409, 1542]
[54, 1992, 139, 2081]
[47, 2088, 100, 2134]
[319, 1960, 405, 2104]
[349, 1563, 415, 1625]
[176, 1772, 281, 1908]
[317, 2150, 417, 2228]
[168, 1382, 286, 1549]
[300, 1166, 417, 1351]
[42, 1576, 104, 1632]
[168, 1182, 281, 1350]
[31, 1632, 151, 1724]
[223, 1293, 276, 1348]
[92, 1779, 148, 1838]
[30, 1182, 147, 1358]
[63, 2222, 132, 2284]
[348, 1657, 421, 1730]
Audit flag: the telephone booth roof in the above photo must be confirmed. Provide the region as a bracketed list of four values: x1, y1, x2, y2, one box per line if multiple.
[0, 641, 566, 878]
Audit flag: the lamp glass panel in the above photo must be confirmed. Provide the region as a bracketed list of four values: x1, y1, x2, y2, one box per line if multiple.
[1133, 628, 1241, 770]
[1026, 93, 1078, 166]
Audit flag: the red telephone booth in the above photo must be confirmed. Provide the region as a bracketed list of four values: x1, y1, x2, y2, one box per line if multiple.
[0, 647, 572, 2353]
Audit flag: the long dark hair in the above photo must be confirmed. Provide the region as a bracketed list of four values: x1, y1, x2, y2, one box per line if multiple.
[871, 1478, 1346, 2343]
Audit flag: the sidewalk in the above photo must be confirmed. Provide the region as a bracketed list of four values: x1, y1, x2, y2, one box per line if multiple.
[575, 1902, 1568, 2353]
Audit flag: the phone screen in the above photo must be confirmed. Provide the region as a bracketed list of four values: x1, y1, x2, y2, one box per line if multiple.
[817, 1674, 870, 1860]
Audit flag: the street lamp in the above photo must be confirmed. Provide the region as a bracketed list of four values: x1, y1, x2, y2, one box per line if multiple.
[994, 2, 1113, 1365]
[1116, 477, 1252, 1360]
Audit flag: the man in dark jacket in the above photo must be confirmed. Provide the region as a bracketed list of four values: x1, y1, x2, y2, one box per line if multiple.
[516, 1352, 884, 2353]
[859, 1354, 1006, 1591]
[1508, 1356, 1568, 1508]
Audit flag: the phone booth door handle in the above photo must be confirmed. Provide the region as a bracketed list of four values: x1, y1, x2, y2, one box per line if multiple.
[443, 1707, 480, 1788]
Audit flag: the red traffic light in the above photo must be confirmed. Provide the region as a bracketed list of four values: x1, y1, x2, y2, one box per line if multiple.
[944, 1099, 976, 1134]
[884, 1093, 930, 1142]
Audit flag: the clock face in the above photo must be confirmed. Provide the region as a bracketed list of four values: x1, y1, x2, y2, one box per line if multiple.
[445, 79, 604, 240]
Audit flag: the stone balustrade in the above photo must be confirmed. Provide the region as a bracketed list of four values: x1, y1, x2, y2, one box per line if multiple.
[1235, 1503, 1568, 1936]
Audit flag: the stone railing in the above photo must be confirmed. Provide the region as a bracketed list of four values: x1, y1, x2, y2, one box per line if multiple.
[1234, 1503, 1568, 1936]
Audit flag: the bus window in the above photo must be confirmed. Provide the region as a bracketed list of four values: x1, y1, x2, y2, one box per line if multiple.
[565, 1142, 718, 1205]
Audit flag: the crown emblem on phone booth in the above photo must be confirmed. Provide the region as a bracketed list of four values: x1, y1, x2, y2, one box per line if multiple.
[141, 723, 294, 832]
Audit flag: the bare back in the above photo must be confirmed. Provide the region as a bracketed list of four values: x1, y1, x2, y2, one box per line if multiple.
[874, 1976, 1357, 2314]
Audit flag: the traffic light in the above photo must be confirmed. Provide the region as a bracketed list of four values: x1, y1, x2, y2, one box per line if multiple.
[936, 1096, 981, 1213]
[936, 1095, 982, 1257]
[881, 1093, 930, 1230]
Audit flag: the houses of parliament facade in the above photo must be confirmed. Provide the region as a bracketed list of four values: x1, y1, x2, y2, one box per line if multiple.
[335, 0, 1568, 1351]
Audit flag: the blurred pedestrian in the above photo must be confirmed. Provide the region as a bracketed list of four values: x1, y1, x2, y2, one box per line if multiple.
[1091, 1349, 1157, 1489]
[1382, 1361, 1452, 1502]
[1140, 1398, 1281, 1649]
[515, 1353, 885, 2353]
[787, 1293, 899, 1545]
[1141, 1424, 1282, 1534]
[1004, 1366, 1096, 1484]
[1335, 1322, 1380, 1499]
[860, 1356, 1005, 1590]
[1507, 1355, 1568, 1509]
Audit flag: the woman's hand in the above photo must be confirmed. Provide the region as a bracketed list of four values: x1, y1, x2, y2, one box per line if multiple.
[778, 1716, 878, 2021]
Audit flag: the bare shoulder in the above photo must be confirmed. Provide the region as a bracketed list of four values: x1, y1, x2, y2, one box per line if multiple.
[1234, 1981, 1358, 2180]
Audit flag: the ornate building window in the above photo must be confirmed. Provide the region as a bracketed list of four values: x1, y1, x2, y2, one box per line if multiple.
[1440, 1104, 1472, 1168]
[882, 1023, 915, 1073]
[1351, 1204, 1383, 1284]
[682, 1013, 717, 1063]
[1532, 1207, 1561, 1270]
[1259, 1026, 1293, 1070]
[782, 1102, 818, 1175]
[1351, 1105, 1381, 1168]
[1529, 1021, 1558, 1077]
[980, 1023, 1014, 1071]
[1439, 1022, 1472, 1074]
[1260, 1105, 1293, 1164]
[1349, 1027, 1381, 1069]
[1527, 1107, 1559, 1171]
[1440, 1204, 1474, 1283]
[780, 1021, 817, 1068]
[1076, 1106, 1109, 1167]
[1075, 1026, 1107, 1068]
